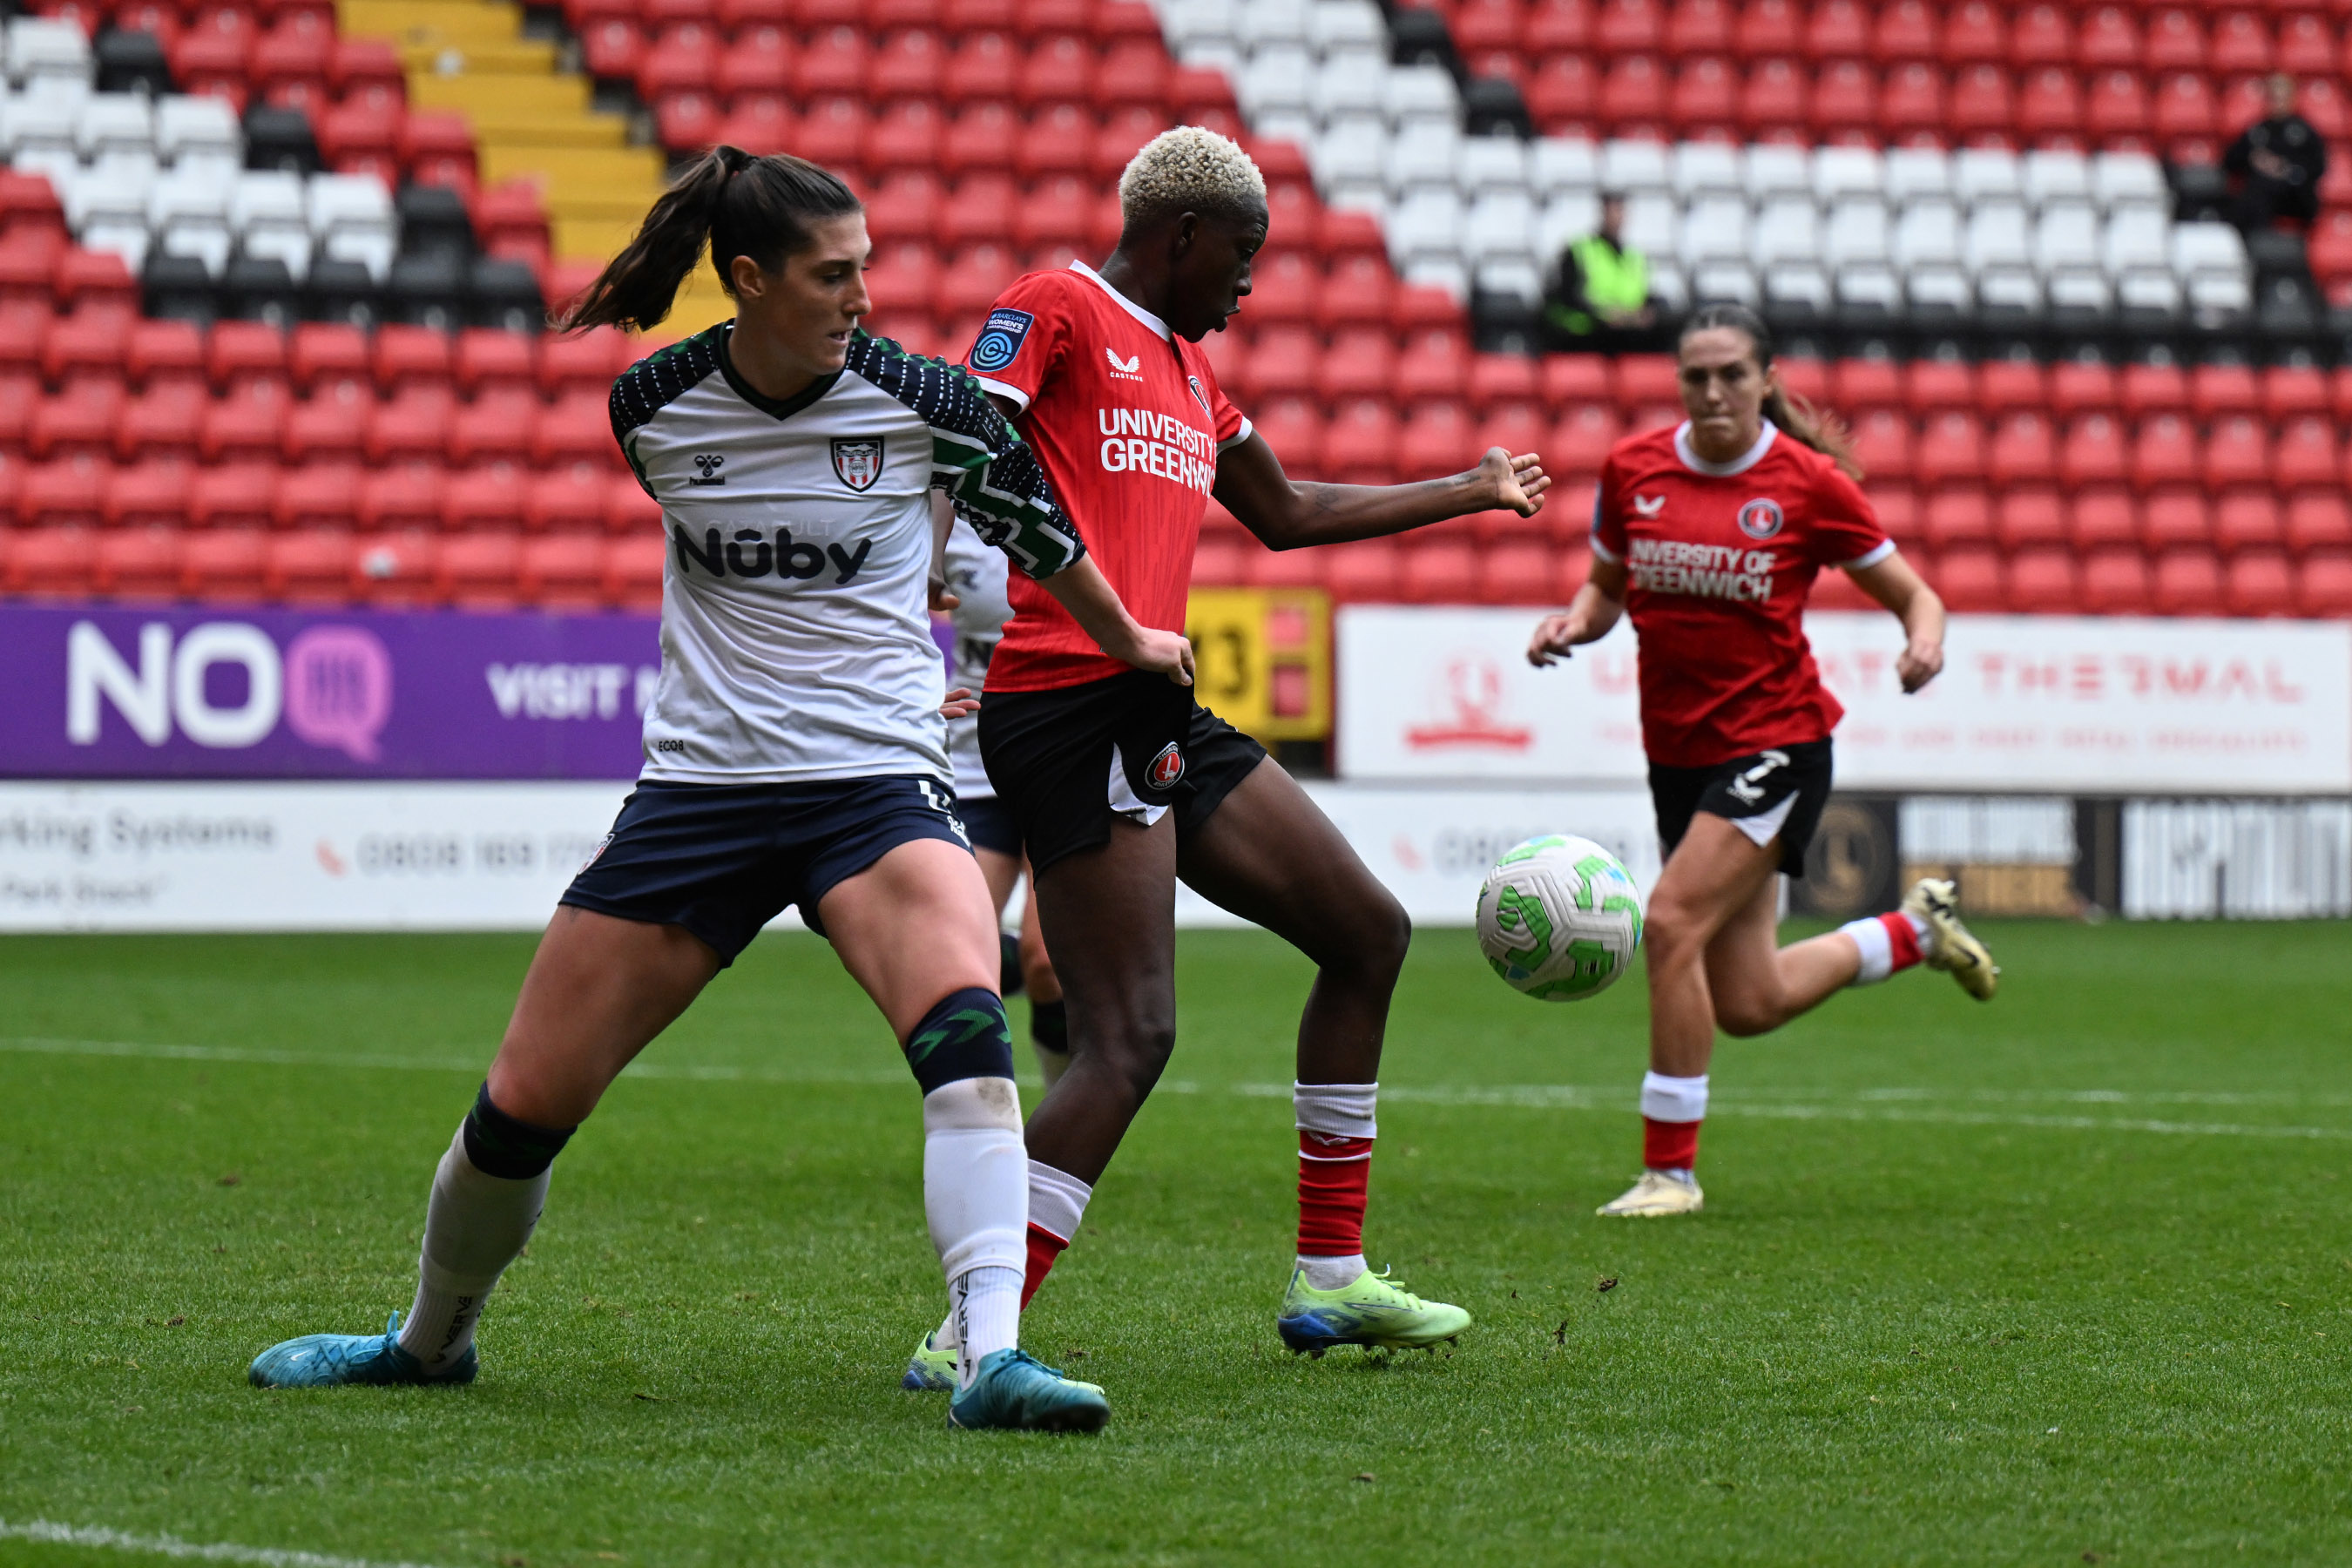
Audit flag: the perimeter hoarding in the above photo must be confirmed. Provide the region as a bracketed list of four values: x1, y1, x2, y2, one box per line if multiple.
[0, 603, 659, 780]
[1336, 608, 2352, 794]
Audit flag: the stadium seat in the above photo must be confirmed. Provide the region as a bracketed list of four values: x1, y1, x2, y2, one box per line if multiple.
[352, 531, 436, 605]
[1935, 547, 2003, 612]
[2299, 552, 2352, 617]
[2214, 491, 2283, 556]
[2142, 490, 2211, 551]
[1321, 399, 1399, 484]
[1923, 487, 1993, 550]
[182, 526, 267, 601]
[2150, 547, 2221, 613]
[1319, 537, 1400, 601]
[1914, 412, 1986, 489]
[2079, 546, 2151, 612]
[1996, 488, 2065, 550]
[2006, 547, 2076, 612]
[1399, 533, 1479, 603]
[276, 463, 360, 531]
[2288, 494, 2352, 556]
[2223, 551, 2295, 618]
[2200, 416, 2269, 490]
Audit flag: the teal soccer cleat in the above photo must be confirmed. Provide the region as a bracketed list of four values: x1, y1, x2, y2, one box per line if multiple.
[901, 1329, 958, 1391]
[247, 1311, 477, 1389]
[1277, 1266, 1472, 1356]
[946, 1348, 1109, 1433]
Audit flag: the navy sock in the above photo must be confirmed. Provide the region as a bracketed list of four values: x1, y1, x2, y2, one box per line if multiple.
[1031, 998, 1068, 1055]
[998, 930, 1024, 997]
[459, 1084, 575, 1179]
[903, 987, 1015, 1095]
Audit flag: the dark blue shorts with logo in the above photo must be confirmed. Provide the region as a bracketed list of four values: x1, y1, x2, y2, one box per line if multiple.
[977, 669, 1267, 874]
[560, 774, 971, 963]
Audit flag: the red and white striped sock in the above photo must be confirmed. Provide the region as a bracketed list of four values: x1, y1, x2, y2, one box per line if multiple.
[1295, 1081, 1378, 1289]
[1639, 1070, 1708, 1174]
[1842, 910, 1930, 984]
[1018, 1159, 1091, 1310]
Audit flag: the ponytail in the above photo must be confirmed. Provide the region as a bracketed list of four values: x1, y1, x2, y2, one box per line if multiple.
[558, 145, 863, 334]
[1677, 302, 1862, 481]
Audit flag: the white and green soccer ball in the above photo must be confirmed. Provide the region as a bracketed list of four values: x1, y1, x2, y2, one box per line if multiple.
[1475, 835, 1645, 1002]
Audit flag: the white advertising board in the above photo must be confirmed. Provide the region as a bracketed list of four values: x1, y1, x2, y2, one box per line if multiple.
[0, 781, 1647, 933]
[1337, 608, 2352, 794]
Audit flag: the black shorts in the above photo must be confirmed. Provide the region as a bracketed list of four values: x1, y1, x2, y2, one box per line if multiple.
[978, 669, 1268, 875]
[959, 794, 1022, 857]
[560, 775, 971, 963]
[1649, 739, 1834, 878]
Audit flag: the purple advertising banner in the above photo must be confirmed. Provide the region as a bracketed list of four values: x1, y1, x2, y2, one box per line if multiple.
[0, 602, 662, 780]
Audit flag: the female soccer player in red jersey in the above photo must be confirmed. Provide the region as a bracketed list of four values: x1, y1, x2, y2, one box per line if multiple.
[906, 128, 1551, 1382]
[1527, 302, 1998, 1220]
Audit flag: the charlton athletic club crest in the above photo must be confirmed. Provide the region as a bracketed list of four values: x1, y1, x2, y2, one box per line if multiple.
[831, 437, 884, 492]
[1737, 497, 1785, 540]
[1146, 741, 1186, 790]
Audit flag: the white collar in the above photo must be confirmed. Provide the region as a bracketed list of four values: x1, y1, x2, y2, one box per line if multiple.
[1673, 419, 1778, 476]
[1068, 259, 1171, 341]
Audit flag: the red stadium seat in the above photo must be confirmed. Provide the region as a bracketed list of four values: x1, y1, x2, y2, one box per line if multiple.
[2296, 551, 2352, 617]
[2048, 359, 2118, 418]
[1399, 534, 1479, 603]
[2224, 551, 2295, 617]
[183, 527, 268, 602]
[445, 464, 528, 536]
[359, 468, 443, 533]
[1936, 546, 2003, 611]
[2068, 487, 2139, 550]
[117, 385, 204, 462]
[29, 382, 122, 461]
[1397, 402, 1475, 483]
[1914, 412, 1986, 488]
[942, 32, 1018, 104]
[1876, 61, 1945, 135]
[2017, 67, 2083, 141]
[2189, 362, 2260, 419]
[1735, 0, 1801, 55]
[200, 389, 289, 465]
[1995, 487, 2066, 549]
[534, 391, 615, 470]
[367, 389, 455, 465]
[1948, 64, 2015, 138]
[104, 460, 191, 529]
[98, 525, 188, 600]
[1809, 564, 1875, 610]
[2153, 73, 2219, 151]
[521, 534, 605, 610]
[2010, 2, 2072, 67]
[1468, 352, 1540, 412]
[2214, 491, 2283, 555]
[1804, 0, 1869, 59]
[2118, 360, 2186, 418]
[1987, 412, 2057, 485]
[2210, 12, 2274, 75]
[1320, 399, 1401, 484]
[2142, 489, 2211, 550]
[1524, 56, 1598, 128]
[374, 324, 452, 393]
[449, 388, 538, 467]
[4, 524, 95, 597]
[525, 464, 610, 535]
[2143, 9, 2205, 72]
[2085, 71, 2151, 142]
[2129, 414, 2200, 490]
[1868, 483, 1919, 545]
[1478, 540, 1558, 605]
[20, 456, 106, 528]
[126, 319, 205, 389]
[1737, 57, 1808, 134]
[1549, 403, 1623, 478]
[2261, 364, 2330, 421]
[1811, 60, 1877, 133]
[2006, 547, 2076, 612]
[2288, 493, 2352, 555]
[540, 328, 633, 396]
[267, 530, 354, 605]
[275, 463, 360, 531]
[1314, 253, 1397, 333]
[284, 382, 370, 464]
[2277, 12, 2336, 76]
[1870, 0, 1936, 62]
[2080, 546, 2151, 612]
[2076, 5, 2139, 69]
[2271, 416, 2341, 490]
[605, 475, 659, 537]
[1848, 408, 1915, 483]
[2200, 415, 2269, 489]
[189, 462, 279, 532]
[1832, 355, 1903, 409]
[44, 308, 130, 385]
[1922, 486, 1993, 549]
[291, 321, 370, 394]
[1598, 0, 1666, 52]
[1600, 54, 1669, 130]
[353, 532, 438, 606]
[1315, 329, 1397, 402]
[456, 329, 537, 397]
[1395, 328, 1470, 403]
[208, 321, 289, 394]
[1320, 538, 1401, 601]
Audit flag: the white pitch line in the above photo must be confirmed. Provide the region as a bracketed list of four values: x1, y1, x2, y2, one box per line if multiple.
[0, 1518, 454, 1568]
[5, 1036, 2349, 1141]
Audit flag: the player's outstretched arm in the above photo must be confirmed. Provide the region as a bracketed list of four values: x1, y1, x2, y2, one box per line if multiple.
[1846, 551, 1946, 693]
[1036, 557, 1196, 687]
[1527, 558, 1629, 666]
[1213, 437, 1551, 551]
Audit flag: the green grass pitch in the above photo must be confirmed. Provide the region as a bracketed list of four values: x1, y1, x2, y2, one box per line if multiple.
[3, 920, 2349, 1567]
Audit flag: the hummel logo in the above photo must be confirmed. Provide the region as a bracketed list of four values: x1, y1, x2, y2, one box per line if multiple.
[1633, 494, 1665, 516]
[689, 453, 727, 486]
[1106, 348, 1140, 374]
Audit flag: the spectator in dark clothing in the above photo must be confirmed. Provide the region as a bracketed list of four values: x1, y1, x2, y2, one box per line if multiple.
[1542, 193, 1659, 352]
[2224, 73, 2328, 232]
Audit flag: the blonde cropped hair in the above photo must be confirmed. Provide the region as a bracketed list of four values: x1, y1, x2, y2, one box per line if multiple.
[1117, 126, 1267, 229]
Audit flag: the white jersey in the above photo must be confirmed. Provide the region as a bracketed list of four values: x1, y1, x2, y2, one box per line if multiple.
[612, 326, 1085, 785]
[940, 520, 1011, 799]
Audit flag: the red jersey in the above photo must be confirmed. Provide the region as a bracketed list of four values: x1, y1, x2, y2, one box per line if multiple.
[1592, 421, 1892, 767]
[963, 261, 1252, 692]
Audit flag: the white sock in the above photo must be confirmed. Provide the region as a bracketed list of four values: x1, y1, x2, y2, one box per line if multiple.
[938, 1159, 1092, 1354]
[1298, 1253, 1368, 1289]
[1639, 1071, 1709, 1124]
[396, 1126, 549, 1373]
[922, 1078, 1028, 1384]
[1842, 914, 1895, 983]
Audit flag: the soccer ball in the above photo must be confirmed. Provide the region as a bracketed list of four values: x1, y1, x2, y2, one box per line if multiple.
[1475, 835, 1645, 1002]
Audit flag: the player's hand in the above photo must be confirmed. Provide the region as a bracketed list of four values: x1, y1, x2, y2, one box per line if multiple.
[939, 686, 980, 720]
[1527, 612, 1585, 666]
[929, 581, 961, 614]
[1897, 636, 1943, 693]
[1125, 627, 1195, 686]
[1481, 448, 1551, 517]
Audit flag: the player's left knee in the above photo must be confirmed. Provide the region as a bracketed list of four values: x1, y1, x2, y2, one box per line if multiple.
[902, 986, 1017, 1100]
[1715, 996, 1788, 1037]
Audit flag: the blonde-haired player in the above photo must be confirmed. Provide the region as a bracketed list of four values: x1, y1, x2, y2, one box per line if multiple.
[906, 128, 1551, 1386]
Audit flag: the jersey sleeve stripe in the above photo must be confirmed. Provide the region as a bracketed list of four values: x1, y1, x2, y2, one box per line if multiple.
[848, 332, 1085, 579]
[971, 375, 1030, 410]
[1588, 487, 1621, 561]
[1837, 539, 1897, 570]
[1215, 415, 1254, 450]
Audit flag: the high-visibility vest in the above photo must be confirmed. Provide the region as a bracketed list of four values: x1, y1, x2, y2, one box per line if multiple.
[1549, 236, 1649, 335]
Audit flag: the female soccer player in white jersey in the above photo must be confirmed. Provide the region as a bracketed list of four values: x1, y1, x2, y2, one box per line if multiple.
[908, 128, 1551, 1380]
[243, 147, 1193, 1433]
[1527, 302, 1998, 1220]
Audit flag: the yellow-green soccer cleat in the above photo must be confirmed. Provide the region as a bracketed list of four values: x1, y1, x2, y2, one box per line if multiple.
[1903, 877, 1998, 1001]
[901, 1329, 958, 1391]
[1276, 1267, 1471, 1356]
[1596, 1169, 1705, 1218]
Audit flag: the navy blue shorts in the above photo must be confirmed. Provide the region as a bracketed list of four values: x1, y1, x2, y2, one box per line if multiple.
[959, 794, 1022, 857]
[561, 775, 970, 963]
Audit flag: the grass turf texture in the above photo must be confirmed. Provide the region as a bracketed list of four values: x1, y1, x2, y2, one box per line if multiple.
[2, 923, 2349, 1567]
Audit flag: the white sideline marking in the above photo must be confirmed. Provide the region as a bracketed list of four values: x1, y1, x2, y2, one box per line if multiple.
[0, 1518, 453, 1568]
[5, 1036, 2349, 1142]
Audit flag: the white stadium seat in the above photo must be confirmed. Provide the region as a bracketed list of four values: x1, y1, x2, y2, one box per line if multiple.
[1380, 64, 1455, 130]
[1964, 203, 2032, 274]
[1742, 145, 1812, 201]
[1812, 145, 1882, 204]
[1458, 133, 1528, 195]
[1600, 139, 1671, 196]
[1671, 141, 1741, 199]
[1528, 138, 1598, 198]
[2021, 150, 2090, 212]
[1892, 201, 1962, 269]
[1823, 199, 1891, 268]
[2031, 203, 2100, 274]
[1678, 194, 1750, 266]
[1752, 198, 1820, 267]
[1952, 147, 2023, 207]
[1383, 120, 1459, 195]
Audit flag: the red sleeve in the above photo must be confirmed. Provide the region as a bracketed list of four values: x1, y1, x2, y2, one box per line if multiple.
[1590, 449, 1627, 563]
[1204, 362, 1251, 449]
[960, 272, 1068, 412]
[1805, 458, 1894, 568]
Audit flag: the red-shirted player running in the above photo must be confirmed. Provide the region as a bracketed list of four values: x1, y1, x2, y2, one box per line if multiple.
[902, 128, 1550, 1385]
[1528, 303, 1999, 1220]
